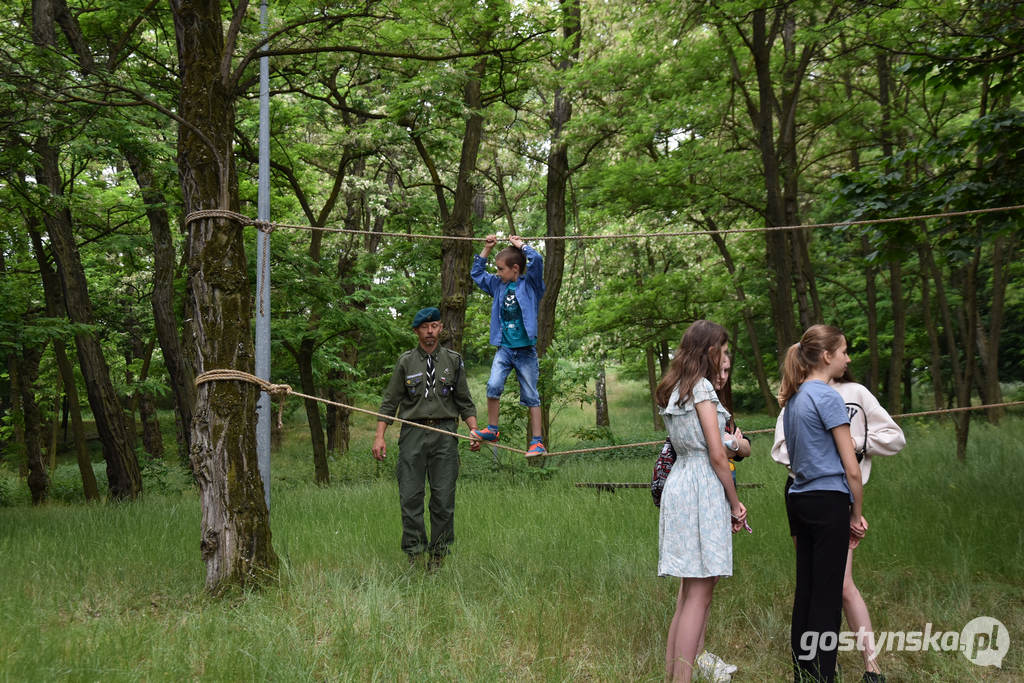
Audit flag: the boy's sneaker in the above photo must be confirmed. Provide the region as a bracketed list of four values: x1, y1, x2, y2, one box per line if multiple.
[696, 651, 736, 681]
[525, 441, 546, 457]
[471, 426, 500, 442]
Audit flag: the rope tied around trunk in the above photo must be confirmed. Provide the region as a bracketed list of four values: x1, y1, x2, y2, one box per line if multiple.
[195, 369, 292, 429]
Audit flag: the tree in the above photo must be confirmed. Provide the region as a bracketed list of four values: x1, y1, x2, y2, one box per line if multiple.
[170, 0, 277, 591]
[29, 0, 142, 499]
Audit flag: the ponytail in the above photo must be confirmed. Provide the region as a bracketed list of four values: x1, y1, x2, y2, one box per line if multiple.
[778, 343, 808, 407]
[777, 324, 846, 407]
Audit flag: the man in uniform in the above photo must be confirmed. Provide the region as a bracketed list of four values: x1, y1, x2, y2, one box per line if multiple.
[372, 306, 480, 570]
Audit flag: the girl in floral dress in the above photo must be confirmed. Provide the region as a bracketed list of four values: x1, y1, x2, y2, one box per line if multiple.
[656, 320, 747, 682]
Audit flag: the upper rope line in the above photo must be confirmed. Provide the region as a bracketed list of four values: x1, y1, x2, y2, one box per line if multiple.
[184, 204, 1024, 242]
[194, 369, 1024, 458]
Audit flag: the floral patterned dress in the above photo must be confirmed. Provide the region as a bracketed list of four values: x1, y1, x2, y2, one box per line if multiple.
[657, 377, 732, 578]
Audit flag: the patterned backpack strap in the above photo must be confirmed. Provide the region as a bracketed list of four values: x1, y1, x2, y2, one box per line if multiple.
[651, 437, 677, 508]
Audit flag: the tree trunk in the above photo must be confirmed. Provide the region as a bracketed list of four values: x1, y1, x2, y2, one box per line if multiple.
[595, 361, 609, 428]
[537, 0, 579, 360]
[289, 216, 328, 482]
[981, 235, 1013, 422]
[18, 342, 49, 504]
[916, 248, 946, 410]
[646, 346, 664, 431]
[34, 140, 141, 500]
[295, 338, 329, 485]
[133, 334, 164, 460]
[921, 228, 973, 460]
[123, 347, 140, 454]
[31, 0, 139, 501]
[886, 260, 906, 414]
[862, 236, 880, 394]
[778, 15, 822, 329]
[123, 147, 195, 462]
[172, 0, 277, 592]
[750, 9, 797, 356]
[438, 54, 489, 354]
[326, 169, 388, 456]
[535, 1, 581, 456]
[326, 364, 351, 455]
[5, 355, 27, 474]
[28, 228, 100, 500]
[706, 221, 775, 412]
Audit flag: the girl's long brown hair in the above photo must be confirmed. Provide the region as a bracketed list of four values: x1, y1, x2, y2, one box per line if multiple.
[777, 324, 846, 407]
[655, 320, 729, 409]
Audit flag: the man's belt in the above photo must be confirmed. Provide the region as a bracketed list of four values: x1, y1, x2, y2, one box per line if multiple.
[410, 417, 456, 427]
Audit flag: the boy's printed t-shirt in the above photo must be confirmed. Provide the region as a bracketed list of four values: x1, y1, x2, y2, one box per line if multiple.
[501, 281, 533, 348]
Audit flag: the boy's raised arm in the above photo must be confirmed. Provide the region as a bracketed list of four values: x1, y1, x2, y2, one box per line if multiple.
[480, 234, 497, 258]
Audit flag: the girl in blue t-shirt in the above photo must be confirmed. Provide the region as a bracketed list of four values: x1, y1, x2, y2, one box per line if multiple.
[778, 325, 867, 683]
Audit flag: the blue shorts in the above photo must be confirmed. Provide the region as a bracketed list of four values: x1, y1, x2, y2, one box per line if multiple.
[486, 345, 541, 407]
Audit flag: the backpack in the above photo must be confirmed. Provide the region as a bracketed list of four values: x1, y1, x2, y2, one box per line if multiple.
[651, 437, 677, 507]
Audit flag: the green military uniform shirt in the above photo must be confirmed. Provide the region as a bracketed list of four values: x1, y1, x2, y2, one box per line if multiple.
[378, 346, 476, 424]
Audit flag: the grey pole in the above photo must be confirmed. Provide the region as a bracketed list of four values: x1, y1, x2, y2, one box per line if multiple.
[255, 0, 272, 511]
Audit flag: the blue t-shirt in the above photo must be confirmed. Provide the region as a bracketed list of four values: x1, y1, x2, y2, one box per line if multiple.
[501, 281, 533, 348]
[784, 380, 851, 497]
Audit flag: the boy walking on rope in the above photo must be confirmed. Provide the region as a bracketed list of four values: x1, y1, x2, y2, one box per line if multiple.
[373, 307, 480, 570]
[470, 234, 547, 457]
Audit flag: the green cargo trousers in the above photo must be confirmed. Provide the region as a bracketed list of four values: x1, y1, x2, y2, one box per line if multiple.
[396, 420, 460, 557]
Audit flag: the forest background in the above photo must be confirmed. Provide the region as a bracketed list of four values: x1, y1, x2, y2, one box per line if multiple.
[1, 0, 1022, 592]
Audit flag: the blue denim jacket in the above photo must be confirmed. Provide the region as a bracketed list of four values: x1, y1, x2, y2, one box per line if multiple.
[471, 243, 545, 347]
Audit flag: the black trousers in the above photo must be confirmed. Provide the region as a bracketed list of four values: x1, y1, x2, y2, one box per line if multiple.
[788, 490, 851, 683]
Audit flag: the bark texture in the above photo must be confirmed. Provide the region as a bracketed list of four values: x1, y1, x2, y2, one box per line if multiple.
[439, 55, 488, 354]
[29, 228, 100, 500]
[172, 0, 277, 592]
[123, 147, 195, 462]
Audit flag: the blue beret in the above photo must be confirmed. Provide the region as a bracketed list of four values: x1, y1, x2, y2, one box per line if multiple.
[411, 306, 441, 329]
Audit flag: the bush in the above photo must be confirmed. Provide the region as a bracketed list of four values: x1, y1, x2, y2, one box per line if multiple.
[140, 455, 193, 495]
[49, 462, 107, 504]
[0, 467, 14, 507]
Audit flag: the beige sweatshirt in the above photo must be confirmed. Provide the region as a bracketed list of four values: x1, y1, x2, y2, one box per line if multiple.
[771, 380, 906, 484]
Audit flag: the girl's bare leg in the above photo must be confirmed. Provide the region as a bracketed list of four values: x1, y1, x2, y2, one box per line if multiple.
[666, 577, 716, 682]
[843, 548, 881, 673]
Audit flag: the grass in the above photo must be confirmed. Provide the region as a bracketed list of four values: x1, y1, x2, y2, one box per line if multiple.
[0, 375, 1022, 681]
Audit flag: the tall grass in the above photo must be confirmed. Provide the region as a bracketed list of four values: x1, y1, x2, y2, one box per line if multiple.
[0, 383, 1021, 681]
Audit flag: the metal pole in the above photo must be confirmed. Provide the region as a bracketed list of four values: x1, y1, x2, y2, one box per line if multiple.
[255, 0, 272, 511]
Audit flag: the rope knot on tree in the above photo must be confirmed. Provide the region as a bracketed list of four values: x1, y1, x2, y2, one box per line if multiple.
[195, 370, 291, 428]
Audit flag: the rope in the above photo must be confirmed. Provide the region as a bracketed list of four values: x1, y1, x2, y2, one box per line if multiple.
[184, 204, 1024, 243]
[194, 369, 1024, 459]
[194, 369, 529, 456]
[890, 400, 1024, 419]
[574, 482, 763, 490]
[733, 400, 1024, 437]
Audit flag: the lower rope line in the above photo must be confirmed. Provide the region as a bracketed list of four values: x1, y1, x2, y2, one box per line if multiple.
[195, 370, 1024, 459]
[194, 369, 529, 456]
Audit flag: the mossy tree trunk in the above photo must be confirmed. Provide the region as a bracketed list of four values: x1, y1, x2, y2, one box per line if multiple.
[171, 0, 277, 592]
